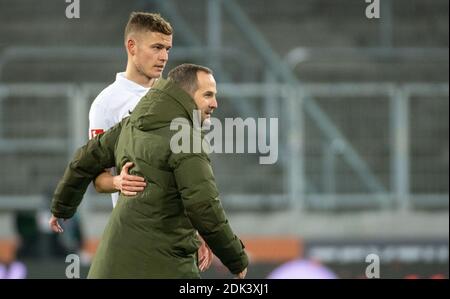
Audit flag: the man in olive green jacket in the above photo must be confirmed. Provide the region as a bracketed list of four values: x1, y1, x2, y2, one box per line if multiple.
[49, 64, 248, 278]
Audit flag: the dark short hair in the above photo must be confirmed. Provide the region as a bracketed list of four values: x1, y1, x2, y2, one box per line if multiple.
[124, 12, 173, 42]
[167, 63, 213, 96]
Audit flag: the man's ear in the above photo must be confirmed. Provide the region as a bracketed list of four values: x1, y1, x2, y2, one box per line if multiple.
[127, 38, 136, 56]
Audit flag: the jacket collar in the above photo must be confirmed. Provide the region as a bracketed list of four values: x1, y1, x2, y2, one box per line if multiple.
[151, 78, 197, 123]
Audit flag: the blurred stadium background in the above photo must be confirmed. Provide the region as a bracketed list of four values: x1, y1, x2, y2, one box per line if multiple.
[0, 0, 448, 279]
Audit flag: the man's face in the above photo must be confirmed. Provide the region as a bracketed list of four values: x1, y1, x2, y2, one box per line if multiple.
[129, 31, 173, 79]
[193, 71, 218, 126]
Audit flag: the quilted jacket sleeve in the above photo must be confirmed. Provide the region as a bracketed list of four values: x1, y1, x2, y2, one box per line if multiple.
[169, 152, 249, 275]
[51, 119, 126, 219]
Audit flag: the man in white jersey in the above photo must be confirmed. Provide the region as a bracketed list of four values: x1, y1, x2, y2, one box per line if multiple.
[89, 12, 172, 205]
[89, 71, 150, 206]
[86, 12, 212, 271]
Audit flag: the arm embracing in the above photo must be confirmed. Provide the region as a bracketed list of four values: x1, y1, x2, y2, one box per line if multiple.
[51, 119, 125, 218]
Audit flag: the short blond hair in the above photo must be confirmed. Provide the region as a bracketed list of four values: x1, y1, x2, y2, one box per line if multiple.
[124, 12, 173, 42]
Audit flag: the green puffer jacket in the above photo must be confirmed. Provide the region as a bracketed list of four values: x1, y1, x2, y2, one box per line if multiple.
[51, 79, 248, 278]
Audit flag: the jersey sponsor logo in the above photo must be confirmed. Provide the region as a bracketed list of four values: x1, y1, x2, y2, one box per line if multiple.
[90, 129, 105, 139]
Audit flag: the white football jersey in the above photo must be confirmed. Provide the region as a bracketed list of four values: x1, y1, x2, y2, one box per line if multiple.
[89, 72, 150, 207]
